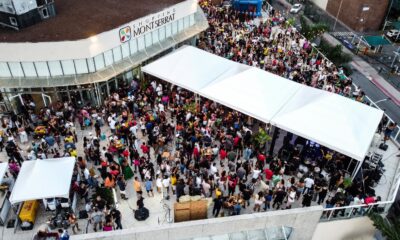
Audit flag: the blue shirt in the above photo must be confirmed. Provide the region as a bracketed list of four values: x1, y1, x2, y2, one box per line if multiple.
[145, 181, 152, 191]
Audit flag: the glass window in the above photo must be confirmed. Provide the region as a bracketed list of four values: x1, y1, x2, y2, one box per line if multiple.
[190, 14, 195, 26]
[184, 16, 190, 29]
[129, 38, 137, 55]
[48, 61, 63, 76]
[0, 62, 11, 77]
[172, 21, 178, 35]
[113, 46, 122, 62]
[94, 54, 105, 70]
[34, 62, 50, 77]
[61, 60, 75, 75]
[74, 59, 88, 74]
[152, 30, 159, 44]
[121, 43, 130, 59]
[166, 23, 172, 38]
[145, 32, 152, 48]
[137, 36, 145, 51]
[159, 26, 166, 41]
[178, 18, 184, 32]
[104, 50, 114, 66]
[8, 62, 24, 77]
[87, 58, 95, 72]
[21, 62, 37, 77]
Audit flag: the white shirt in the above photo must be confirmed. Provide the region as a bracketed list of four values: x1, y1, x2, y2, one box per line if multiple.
[162, 178, 170, 188]
[252, 169, 262, 179]
[210, 165, 218, 175]
[304, 178, 314, 188]
[109, 119, 116, 130]
[83, 168, 90, 180]
[156, 178, 163, 188]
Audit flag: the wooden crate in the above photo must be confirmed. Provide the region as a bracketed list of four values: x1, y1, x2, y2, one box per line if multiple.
[174, 202, 190, 222]
[174, 200, 208, 222]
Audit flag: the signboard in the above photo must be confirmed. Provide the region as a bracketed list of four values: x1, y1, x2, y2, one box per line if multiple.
[118, 0, 197, 43]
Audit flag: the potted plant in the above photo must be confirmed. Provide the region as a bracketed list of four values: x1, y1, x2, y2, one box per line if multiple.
[368, 212, 400, 240]
[252, 127, 272, 151]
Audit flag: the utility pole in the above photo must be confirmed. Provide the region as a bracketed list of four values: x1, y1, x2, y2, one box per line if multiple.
[333, 0, 344, 31]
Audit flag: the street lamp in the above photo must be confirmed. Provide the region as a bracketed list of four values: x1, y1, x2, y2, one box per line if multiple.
[333, 0, 344, 31]
[375, 97, 391, 104]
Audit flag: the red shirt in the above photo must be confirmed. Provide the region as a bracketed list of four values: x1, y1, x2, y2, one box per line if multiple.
[258, 154, 266, 162]
[364, 197, 376, 205]
[264, 168, 273, 180]
[141, 145, 149, 153]
[219, 149, 227, 159]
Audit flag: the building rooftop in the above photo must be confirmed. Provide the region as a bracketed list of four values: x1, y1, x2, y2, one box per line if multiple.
[0, 0, 184, 43]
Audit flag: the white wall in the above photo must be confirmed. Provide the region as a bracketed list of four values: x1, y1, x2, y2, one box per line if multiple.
[311, 0, 328, 10]
[0, 0, 197, 62]
[312, 217, 376, 240]
[71, 206, 323, 240]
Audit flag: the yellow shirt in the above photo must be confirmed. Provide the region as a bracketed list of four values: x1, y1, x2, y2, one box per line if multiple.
[70, 149, 77, 157]
[215, 189, 222, 198]
[65, 136, 73, 143]
[134, 180, 141, 192]
[171, 176, 177, 186]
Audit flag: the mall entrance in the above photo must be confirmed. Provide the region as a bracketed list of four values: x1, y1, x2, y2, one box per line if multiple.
[0, 66, 141, 114]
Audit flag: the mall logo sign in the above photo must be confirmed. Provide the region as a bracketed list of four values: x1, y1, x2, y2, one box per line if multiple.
[119, 26, 132, 43]
[119, 8, 176, 43]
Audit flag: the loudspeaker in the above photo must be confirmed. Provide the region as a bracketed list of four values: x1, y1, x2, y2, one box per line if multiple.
[134, 207, 149, 221]
[379, 143, 388, 151]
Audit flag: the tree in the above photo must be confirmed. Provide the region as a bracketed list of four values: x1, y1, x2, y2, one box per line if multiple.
[318, 40, 352, 66]
[368, 212, 400, 240]
[252, 127, 272, 151]
[300, 15, 328, 41]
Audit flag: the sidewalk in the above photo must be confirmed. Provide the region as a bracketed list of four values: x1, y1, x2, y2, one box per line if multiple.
[323, 33, 400, 106]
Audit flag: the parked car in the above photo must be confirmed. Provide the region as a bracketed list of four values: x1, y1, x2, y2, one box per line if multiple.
[290, 4, 302, 14]
[386, 29, 400, 39]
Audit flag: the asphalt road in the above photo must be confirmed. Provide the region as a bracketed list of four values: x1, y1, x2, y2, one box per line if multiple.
[350, 69, 400, 123]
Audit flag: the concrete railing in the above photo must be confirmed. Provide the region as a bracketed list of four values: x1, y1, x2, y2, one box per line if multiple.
[71, 206, 323, 240]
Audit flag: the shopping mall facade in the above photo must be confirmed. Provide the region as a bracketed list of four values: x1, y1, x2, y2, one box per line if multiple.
[0, 0, 208, 113]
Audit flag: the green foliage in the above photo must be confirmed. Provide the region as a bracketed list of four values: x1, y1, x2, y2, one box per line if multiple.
[286, 17, 296, 27]
[95, 187, 115, 205]
[343, 177, 352, 189]
[368, 212, 400, 240]
[300, 15, 328, 41]
[183, 102, 197, 113]
[252, 127, 272, 149]
[318, 40, 353, 66]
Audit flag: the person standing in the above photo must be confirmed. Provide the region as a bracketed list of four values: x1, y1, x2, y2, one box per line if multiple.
[68, 212, 81, 234]
[111, 208, 122, 230]
[162, 175, 171, 200]
[90, 207, 104, 232]
[133, 177, 143, 198]
[145, 178, 154, 197]
[212, 195, 223, 217]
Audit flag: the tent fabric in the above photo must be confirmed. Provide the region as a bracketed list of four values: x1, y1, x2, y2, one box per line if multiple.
[270, 87, 383, 160]
[9, 157, 76, 204]
[0, 163, 8, 182]
[363, 36, 391, 47]
[142, 46, 383, 161]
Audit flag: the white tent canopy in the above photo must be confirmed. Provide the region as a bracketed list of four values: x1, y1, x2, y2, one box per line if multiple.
[142, 46, 383, 161]
[9, 157, 76, 204]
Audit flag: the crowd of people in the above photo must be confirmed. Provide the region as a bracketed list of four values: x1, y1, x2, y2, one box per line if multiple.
[0, 1, 385, 237]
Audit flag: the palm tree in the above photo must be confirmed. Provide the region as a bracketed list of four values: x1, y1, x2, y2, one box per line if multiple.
[368, 212, 400, 240]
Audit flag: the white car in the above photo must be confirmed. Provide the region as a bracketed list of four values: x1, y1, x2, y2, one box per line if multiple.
[290, 4, 302, 14]
[386, 29, 400, 39]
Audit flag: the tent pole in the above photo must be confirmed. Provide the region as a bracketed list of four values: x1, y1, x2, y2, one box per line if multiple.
[352, 159, 362, 180]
